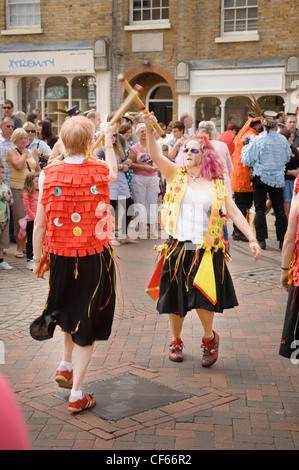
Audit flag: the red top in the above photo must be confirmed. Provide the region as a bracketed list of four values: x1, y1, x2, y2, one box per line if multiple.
[41, 159, 114, 257]
[22, 190, 39, 221]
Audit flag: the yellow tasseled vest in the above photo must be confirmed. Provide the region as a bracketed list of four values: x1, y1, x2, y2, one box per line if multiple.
[148, 168, 229, 305]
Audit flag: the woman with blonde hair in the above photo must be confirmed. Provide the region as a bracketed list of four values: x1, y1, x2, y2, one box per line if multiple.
[6, 128, 40, 257]
[30, 115, 118, 413]
[98, 131, 135, 245]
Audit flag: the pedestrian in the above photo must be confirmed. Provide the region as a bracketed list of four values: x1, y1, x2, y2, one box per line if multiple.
[20, 171, 39, 270]
[98, 130, 135, 245]
[0, 161, 14, 270]
[129, 122, 160, 238]
[144, 112, 260, 367]
[279, 192, 299, 359]
[30, 115, 118, 413]
[6, 128, 40, 258]
[230, 104, 263, 242]
[2, 100, 23, 129]
[241, 111, 292, 250]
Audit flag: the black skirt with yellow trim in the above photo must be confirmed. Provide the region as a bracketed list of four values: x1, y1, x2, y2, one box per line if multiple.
[30, 248, 116, 346]
[157, 238, 238, 317]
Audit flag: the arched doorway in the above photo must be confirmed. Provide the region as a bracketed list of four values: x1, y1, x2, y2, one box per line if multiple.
[148, 83, 173, 125]
[18, 76, 41, 113]
[195, 97, 221, 130]
[257, 95, 284, 113]
[225, 96, 251, 129]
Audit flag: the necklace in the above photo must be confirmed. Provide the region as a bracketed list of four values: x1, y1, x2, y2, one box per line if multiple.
[188, 173, 201, 182]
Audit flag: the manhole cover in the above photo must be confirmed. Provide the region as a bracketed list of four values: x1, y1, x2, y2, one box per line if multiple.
[232, 266, 281, 286]
[54, 373, 190, 420]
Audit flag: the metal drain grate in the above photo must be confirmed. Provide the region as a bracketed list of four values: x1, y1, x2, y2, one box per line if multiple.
[232, 266, 281, 286]
[54, 373, 190, 420]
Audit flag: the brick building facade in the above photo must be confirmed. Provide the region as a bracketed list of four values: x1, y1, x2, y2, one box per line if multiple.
[0, 0, 298, 132]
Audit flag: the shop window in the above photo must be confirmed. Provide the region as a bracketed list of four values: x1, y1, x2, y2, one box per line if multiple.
[257, 95, 284, 114]
[225, 96, 252, 129]
[6, 0, 41, 29]
[195, 97, 221, 131]
[72, 76, 96, 112]
[18, 77, 41, 114]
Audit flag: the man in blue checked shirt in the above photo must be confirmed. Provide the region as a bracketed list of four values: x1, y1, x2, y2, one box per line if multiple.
[242, 111, 291, 251]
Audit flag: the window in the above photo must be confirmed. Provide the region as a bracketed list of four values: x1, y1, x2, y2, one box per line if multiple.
[7, 0, 41, 29]
[222, 0, 258, 34]
[131, 0, 169, 23]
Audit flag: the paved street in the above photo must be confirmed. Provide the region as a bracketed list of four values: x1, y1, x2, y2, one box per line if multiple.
[1, 213, 299, 451]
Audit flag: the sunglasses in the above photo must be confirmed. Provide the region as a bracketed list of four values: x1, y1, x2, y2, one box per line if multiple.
[2, 106, 12, 110]
[183, 148, 200, 154]
[26, 130, 36, 133]
[4, 125, 14, 129]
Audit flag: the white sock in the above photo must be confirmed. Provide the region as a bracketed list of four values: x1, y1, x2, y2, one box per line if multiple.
[60, 361, 72, 371]
[71, 390, 83, 399]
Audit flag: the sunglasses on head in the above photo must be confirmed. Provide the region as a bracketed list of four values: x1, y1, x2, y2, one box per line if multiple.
[26, 129, 36, 133]
[183, 148, 200, 154]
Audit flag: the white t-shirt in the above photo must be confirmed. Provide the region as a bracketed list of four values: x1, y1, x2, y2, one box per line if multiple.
[171, 184, 212, 245]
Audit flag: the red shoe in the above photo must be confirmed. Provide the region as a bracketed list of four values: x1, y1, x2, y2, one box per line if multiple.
[201, 331, 219, 368]
[68, 393, 96, 413]
[55, 367, 73, 389]
[169, 338, 184, 362]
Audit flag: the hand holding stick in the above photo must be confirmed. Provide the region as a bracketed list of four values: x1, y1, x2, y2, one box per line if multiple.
[93, 88, 140, 150]
[118, 74, 166, 139]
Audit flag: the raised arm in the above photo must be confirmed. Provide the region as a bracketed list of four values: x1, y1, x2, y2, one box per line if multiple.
[102, 122, 118, 183]
[143, 112, 177, 183]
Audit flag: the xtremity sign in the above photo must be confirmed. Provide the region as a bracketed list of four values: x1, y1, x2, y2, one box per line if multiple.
[0, 49, 94, 76]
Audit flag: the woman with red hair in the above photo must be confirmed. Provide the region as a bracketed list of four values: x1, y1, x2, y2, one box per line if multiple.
[144, 112, 261, 368]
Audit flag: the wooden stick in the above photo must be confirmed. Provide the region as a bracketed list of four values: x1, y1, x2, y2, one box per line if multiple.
[93, 88, 140, 150]
[118, 74, 166, 139]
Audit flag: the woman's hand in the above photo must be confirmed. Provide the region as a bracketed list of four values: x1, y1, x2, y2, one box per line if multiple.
[143, 112, 157, 132]
[144, 165, 157, 173]
[248, 240, 261, 261]
[280, 271, 290, 292]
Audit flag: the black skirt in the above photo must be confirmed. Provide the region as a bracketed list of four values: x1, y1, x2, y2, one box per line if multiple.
[157, 239, 238, 317]
[279, 285, 299, 359]
[30, 248, 116, 346]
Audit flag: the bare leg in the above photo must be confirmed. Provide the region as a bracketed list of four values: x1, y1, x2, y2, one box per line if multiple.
[72, 343, 94, 392]
[195, 308, 214, 338]
[169, 313, 184, 339]
[62, 332, 74, 363]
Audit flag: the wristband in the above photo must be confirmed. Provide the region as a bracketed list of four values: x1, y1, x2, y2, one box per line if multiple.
[281, 267, 289, 271]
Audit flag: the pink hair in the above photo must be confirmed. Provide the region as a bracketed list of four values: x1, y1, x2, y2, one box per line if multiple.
[183, 133, 224, 180]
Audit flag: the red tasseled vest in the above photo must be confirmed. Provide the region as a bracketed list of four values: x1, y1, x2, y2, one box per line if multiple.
[41, 159, 114, 257]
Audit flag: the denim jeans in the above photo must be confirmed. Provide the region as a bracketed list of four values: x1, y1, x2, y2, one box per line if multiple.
[253, 176, 287, 242]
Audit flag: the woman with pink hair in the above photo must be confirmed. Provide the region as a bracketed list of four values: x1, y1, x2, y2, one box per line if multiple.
[144, 112, 261, 368]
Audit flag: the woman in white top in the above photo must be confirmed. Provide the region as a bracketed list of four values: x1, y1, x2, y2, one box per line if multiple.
[143, 112, 261, 368]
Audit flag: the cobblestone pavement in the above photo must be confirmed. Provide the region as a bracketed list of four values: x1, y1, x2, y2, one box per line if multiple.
[1, 213, 299, 451]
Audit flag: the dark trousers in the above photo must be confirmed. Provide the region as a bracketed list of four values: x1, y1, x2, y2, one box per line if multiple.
[110, 197, 133, 236]
[26, 220, 34, 260]
[253, 176, 287, 242]
[232, 192, 253, 237]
